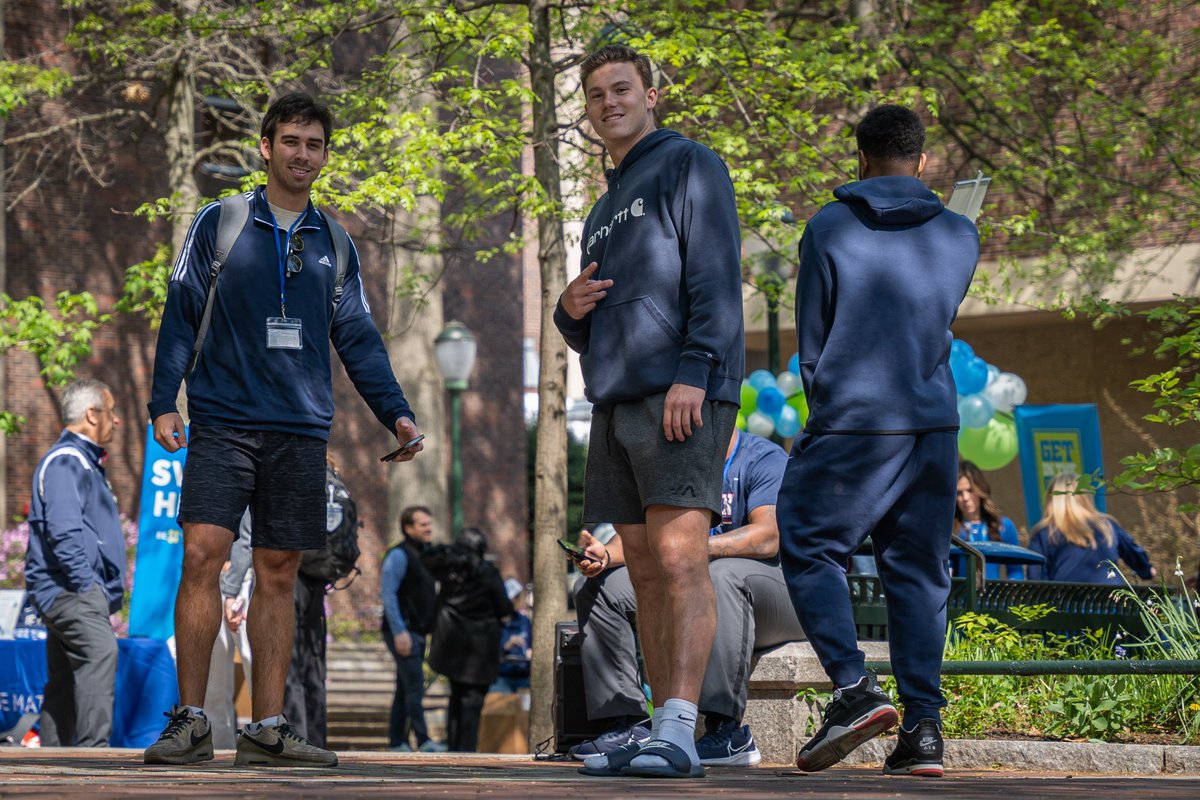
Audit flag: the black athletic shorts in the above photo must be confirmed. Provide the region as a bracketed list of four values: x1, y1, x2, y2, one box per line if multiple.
[178, 425, 327, 551]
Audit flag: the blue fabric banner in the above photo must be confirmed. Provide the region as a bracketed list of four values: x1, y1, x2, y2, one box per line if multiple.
[1013, 403, 1106, 529]
[127, 424, 187, 640]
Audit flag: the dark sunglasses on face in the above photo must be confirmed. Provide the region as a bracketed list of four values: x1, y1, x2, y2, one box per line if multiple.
[286, 233, 304, 277]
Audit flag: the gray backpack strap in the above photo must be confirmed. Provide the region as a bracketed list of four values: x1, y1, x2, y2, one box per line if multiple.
[324, 211, 351, 332]
[187, 194, 250, 379]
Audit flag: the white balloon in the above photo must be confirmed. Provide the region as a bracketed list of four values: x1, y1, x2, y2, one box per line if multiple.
[983, 375, 1015, 413]
[985, 364, 1000, 387]
[746, 410, 776, 437]
[1005, 373, 1027, 406]
[775, 371, 801, 398]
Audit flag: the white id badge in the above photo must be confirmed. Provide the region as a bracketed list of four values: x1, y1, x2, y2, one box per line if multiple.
[326, 502, 343, 532]
[266, 317, 303, 350]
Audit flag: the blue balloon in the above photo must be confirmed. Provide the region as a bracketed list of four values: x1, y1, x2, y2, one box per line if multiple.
[952, 355, 989, 395]
[775, 404, 802, 438]
[787, 352, 801, 375]
[756, 386, 785, 417]
[748, 369, 776, 391]
[958, 393, 995, 429]
[951, 339, 974, 362]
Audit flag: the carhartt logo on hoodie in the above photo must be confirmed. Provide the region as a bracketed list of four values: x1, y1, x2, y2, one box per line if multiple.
[586, 197, 646, 255]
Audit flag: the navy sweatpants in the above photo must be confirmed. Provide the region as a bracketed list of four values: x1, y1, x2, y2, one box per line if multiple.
[777, 431, 956, 724]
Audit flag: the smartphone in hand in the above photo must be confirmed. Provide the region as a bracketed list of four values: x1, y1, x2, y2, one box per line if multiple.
[557, 537, 589, 563]
[380, 434, 426, 463]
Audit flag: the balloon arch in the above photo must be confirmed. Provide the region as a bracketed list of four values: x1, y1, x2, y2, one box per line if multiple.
[736, 340, 1025, 471]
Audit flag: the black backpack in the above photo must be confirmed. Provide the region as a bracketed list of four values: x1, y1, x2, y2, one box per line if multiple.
[300, 466, 361, 588]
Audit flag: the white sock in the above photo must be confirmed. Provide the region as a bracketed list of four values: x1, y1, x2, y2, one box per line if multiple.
[630, 698, 699, 770]
[247, 714, 282, 732]
[651, 712, 662, 738]
[183, 705, 206, 718]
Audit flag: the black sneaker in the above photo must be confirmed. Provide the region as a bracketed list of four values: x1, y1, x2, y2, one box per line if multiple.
[568, 720, 651, 761]
[796, 673, 898, 772]
[883, 718, 944, 777]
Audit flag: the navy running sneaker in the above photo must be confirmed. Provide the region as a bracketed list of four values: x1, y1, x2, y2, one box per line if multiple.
[883, 718, 944, 777]
[796, 673, 898, 772]
[696, 717, 761, 767]
[569, 720, 652, 761]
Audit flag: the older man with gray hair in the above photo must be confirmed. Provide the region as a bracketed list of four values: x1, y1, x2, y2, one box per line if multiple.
[24, 378, 125, 746]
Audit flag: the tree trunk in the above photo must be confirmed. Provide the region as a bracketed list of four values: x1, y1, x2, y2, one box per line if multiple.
[383, 203, 448, 543]
[162, 57, 199, 421]
[527, 0, 570, 751]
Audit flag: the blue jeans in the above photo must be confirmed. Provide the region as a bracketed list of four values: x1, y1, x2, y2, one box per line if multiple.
[382, 625, 430, 747]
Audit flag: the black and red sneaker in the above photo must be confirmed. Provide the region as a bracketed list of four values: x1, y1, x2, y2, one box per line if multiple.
[883, 718, 944, 777]
[796, 673, 899, 772]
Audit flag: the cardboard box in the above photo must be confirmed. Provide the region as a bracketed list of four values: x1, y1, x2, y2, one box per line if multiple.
[477, 691, 530, 754]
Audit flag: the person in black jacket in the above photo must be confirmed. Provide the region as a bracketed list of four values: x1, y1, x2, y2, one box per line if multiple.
[380, 505, 442, 751]
[422, 528, 514, 752]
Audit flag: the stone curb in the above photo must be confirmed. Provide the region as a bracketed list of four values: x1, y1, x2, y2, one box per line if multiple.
[820, 737, 1200, 775]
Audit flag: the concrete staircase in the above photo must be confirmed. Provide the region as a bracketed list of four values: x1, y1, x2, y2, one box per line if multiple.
[325, 641, 447, 751]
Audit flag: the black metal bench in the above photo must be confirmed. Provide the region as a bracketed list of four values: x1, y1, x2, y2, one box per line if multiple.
[850, 574, 1167, 642]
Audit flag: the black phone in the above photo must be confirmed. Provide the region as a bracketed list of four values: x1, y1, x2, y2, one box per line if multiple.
[380, 434, 426, 463]
[557, 537, 589, 562]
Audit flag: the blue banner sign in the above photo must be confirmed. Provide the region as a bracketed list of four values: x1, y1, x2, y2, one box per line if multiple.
[127, 424, 187, 639]
[1013, 404, 1105, 529]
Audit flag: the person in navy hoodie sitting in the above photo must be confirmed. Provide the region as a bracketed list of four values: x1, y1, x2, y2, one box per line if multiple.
[1028, 473, 1156, 585]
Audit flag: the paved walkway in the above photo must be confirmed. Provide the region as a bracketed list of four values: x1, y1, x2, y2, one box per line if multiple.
[2, 750, 1197, 799]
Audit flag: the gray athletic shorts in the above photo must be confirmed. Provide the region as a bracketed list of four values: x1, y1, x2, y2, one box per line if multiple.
[582, 393, 738, 526]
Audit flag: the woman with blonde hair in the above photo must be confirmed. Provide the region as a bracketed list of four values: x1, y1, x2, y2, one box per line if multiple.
[1028, 473, 1156, 585]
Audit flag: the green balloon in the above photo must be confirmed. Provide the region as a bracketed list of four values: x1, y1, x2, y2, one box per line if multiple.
[958, 415, 1018, 471]
[736, 411, 747, 431]
[786, 391, 809, 427]
[740, 381, 758, 413]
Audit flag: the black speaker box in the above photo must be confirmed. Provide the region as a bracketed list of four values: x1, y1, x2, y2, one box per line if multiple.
[553, 620, 613, 753]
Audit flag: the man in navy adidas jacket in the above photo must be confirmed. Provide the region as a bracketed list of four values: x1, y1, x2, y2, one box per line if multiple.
[554, 44, 744, 779]
[25, 379, 124, 746]
[778, 105, 979, 778]
[144, 93, 421, 768]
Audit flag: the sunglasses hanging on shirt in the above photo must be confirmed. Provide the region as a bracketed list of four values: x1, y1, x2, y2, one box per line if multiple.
[285, 233, 304, 278]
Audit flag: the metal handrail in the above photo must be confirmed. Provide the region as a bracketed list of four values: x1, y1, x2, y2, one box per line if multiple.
[865, 659, 1200, 676]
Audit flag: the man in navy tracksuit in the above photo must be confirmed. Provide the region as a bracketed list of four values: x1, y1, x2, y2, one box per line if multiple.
[143, 93, 422, 768]
[777, 105, 979, 777]
[555, 44, 744, 779]
[24, 379, 124, 746]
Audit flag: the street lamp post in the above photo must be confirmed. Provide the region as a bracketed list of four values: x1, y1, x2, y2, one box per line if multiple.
[435, 321, 477, 538]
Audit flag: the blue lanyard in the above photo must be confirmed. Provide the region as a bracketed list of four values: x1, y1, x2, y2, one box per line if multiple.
[722, 429, 741, 486]
[267, 202, 305, 318]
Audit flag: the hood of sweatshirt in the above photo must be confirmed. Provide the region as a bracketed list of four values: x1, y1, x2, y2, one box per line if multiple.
[833, 175, 944, 226]
[605, 129, 684, 188]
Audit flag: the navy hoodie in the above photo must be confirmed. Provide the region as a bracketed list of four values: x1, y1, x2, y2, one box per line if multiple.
[795, 176, 979, 433]
[148, 187, 413, 440]
[554, 130, 744, 407]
